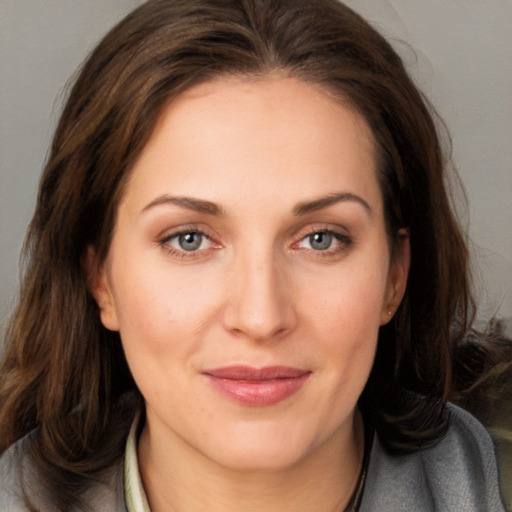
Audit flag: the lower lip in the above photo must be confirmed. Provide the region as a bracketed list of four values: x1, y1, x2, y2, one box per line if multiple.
[205, 373, 311, 407]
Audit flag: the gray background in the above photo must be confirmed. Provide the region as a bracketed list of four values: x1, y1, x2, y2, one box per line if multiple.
[1, 0, 511, 337]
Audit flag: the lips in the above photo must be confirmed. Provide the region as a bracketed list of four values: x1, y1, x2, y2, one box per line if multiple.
[203, 366, 311, 407]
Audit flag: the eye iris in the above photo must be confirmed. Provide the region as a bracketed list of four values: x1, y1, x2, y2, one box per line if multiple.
[178, 232, 202, 251]
[310, 232, 332, 250]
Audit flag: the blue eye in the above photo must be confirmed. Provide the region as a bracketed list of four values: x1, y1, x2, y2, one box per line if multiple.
[177, 232, 204, 251]
[308, 232, 333, 250]
[160, 230, 213, 254]
[296, 229, 351, 253]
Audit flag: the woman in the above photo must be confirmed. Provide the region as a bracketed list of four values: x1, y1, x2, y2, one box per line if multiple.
[0, 0, 506, 510]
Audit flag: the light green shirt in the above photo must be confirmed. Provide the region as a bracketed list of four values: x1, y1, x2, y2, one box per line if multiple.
[124, 414, 151, 512]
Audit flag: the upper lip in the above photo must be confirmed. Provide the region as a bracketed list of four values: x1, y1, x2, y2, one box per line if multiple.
[203, 366, 310, 381]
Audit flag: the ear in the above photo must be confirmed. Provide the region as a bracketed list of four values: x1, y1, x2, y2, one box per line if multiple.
[83, 246, 120, 331]
[380, 229, 410, 325]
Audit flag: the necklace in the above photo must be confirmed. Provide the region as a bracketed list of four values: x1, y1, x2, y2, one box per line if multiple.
[342, 462, 367, 512]
[342, 419, 373, 512]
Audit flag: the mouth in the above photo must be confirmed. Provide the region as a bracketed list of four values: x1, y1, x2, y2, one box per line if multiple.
[202, 366, 312, 407]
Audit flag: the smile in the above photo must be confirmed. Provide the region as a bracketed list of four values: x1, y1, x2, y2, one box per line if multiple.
[203, 366, 312, 407]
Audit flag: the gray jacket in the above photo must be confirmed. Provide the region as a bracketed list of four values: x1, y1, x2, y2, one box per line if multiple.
[0, 404, 505, 511]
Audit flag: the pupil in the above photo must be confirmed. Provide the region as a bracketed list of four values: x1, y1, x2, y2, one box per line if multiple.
[310, 232, 332, 250]
[179, 232, 202, 251]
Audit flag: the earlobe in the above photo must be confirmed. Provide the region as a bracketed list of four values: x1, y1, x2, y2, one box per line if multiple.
[380, 229, 410, 325]
[83, 246, 120, 331]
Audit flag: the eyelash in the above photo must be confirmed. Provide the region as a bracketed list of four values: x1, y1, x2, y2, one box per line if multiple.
[158, 227, 216, 259]
[157, 226, 353, 259]
[294, 227, 353, 256]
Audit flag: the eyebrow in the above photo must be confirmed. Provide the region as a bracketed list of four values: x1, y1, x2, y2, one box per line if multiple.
[141, 195, 224, 216]
[292, 193, 372, 216]
[141, 192, 371, 217]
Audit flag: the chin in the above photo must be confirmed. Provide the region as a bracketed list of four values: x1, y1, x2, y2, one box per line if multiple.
[210, 444, 310, 473]
[199, 423, 326, 472]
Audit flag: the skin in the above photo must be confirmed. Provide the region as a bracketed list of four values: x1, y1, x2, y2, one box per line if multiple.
[91, 76, 409, 512]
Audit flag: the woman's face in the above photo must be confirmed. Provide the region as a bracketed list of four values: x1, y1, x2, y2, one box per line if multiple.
[92, 76, 409, 471]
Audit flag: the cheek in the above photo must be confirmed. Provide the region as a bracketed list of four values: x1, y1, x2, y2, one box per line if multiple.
[300, 258, 388, 338]
[296, 253, 388, 393]
[112, 252, 215, 325]
[109, 271, 207, 404]
[108, 255, 225, 378]
[309, 285, 381, 369]
[292, 267, 384, 437]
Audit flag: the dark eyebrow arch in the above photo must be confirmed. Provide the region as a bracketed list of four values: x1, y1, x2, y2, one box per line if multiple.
[293, 193, 372, 216]
[141, 195, 224, 216]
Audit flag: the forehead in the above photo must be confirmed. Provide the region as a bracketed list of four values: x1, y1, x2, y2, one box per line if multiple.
[122, 76, 380, 215]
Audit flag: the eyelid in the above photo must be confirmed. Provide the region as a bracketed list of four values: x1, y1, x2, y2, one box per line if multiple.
[167, 230, 212, 251]
[157, 224, 221, 258]
[292, 223, 350, 241]
[291, 224, 353, 254]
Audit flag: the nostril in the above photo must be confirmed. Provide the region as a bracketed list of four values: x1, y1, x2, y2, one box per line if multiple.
[222, 293, 297, 342]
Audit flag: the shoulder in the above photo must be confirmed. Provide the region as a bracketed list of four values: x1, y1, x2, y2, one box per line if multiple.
[0, 434, 39, 511]
[419, 403, 505, 510]
[360, 403, 506, 512]
[0, 432, 126, 511]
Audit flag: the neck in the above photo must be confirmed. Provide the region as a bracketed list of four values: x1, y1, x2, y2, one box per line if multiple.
[138, 411, 365, 512]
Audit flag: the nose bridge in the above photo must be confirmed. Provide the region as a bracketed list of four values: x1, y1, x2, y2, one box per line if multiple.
[223, 239, 295, 341]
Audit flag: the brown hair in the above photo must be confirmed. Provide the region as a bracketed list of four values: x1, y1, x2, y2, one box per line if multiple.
[0, 0, 473, 507]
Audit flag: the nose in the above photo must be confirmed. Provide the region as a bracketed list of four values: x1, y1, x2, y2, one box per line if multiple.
[222, 250, 297, 342]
